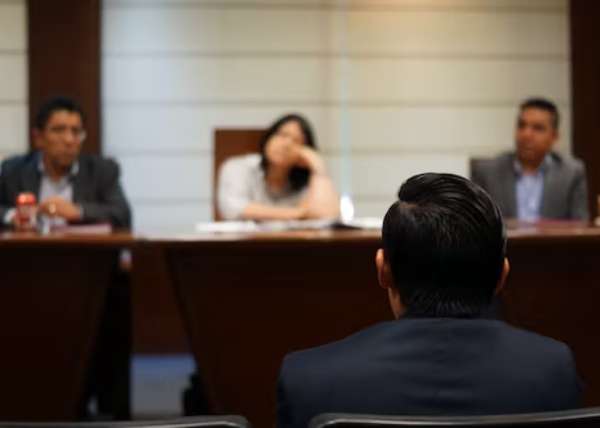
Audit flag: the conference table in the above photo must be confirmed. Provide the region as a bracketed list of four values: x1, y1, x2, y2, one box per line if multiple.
[1, 224, 600, 425]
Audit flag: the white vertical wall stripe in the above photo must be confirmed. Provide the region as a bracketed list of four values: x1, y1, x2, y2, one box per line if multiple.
[0, 1, 27, 161]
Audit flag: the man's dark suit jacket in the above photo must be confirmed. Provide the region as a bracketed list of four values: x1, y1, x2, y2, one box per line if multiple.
[470, 152, 589, 221]
[277, 318, 582, 428]
[0, 152, 131, 228]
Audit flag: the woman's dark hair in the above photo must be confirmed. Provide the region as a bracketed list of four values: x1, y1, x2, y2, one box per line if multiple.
[383, 173, 507, 318]
[259, 114, 317, 192]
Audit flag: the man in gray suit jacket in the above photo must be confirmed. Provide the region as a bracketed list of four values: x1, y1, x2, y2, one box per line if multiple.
[471, 98, 589, 221]
[0, 96, 131, 229]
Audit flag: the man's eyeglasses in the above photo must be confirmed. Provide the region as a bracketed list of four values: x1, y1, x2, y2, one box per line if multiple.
[47, 125, 87, 142]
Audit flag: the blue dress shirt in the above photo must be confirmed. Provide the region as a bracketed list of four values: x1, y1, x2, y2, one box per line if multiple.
[514, 156, 551, 221]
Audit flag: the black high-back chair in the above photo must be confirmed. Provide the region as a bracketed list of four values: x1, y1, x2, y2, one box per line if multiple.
[0, 416, 250, 428]
[309, 409, 600, 428]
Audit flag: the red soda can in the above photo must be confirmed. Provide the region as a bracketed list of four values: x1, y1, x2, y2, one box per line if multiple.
[16, 192, 37, 228]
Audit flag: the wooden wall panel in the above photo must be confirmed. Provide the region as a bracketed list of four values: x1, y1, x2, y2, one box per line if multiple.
[570, 0, 600, 219]
[27, 0, 101, 154]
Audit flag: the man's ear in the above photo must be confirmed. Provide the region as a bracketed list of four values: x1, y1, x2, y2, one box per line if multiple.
[495, 257, 510, 296]
[376, 248, 394, 290]
[376, 248, 405, 319]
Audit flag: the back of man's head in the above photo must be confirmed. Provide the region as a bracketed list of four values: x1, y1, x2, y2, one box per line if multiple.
[383, 173, 506, 318]
[34, 96, 85, 130]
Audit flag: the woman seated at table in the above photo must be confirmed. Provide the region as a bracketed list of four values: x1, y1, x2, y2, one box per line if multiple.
[218, 114, 340, 221]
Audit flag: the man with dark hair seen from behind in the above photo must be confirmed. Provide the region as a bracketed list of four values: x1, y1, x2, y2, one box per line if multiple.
[0, 96, 132, 420]
[277, 173, 581, 428]
[471, 97, 589, 221]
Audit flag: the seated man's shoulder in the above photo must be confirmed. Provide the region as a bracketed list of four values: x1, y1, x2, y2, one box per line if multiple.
[281, 320, 408, 385]
[475, 152, 513, 169]
[279, 319, 580, 424]
[496, 320, 571, 355]
[492, 321, 578, 384]
[471, 152, 514, 180]
[492, 321, 580, 401]
[283, 319, 575, 382]
[0, 152, 36, 176]
[78, 154, 122, 174]
[550, 152, 586, 173]
[284, 322, 387, 362]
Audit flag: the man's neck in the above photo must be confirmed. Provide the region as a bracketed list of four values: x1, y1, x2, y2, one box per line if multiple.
[42, 156, 70, 182]
[517, 157, 545, 175]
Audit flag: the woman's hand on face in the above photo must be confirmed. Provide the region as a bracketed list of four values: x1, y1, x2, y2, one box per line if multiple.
[293, 145, 326, 174]
[266, 130, 326, 174]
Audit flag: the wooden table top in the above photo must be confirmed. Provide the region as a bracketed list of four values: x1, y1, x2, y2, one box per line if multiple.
[1, 221, 599, 246]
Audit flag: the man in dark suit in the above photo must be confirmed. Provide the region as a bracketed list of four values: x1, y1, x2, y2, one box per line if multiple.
[0, 96, 132, 419]
[277, 173, 582, 428]
[471, 98, 588, 221]
[0, 97, 130, 229]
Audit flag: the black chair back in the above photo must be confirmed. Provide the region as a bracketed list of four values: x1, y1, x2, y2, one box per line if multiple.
[309, 409, 600, 428]
[0, 415, 249, 428]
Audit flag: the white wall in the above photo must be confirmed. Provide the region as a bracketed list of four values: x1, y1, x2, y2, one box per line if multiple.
[102, 0, 571, 230]
[0, 0, 27, 159]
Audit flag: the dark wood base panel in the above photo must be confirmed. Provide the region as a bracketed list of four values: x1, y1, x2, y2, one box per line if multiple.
[0, 238, 126, 420]
[504, 235, 600, 406]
